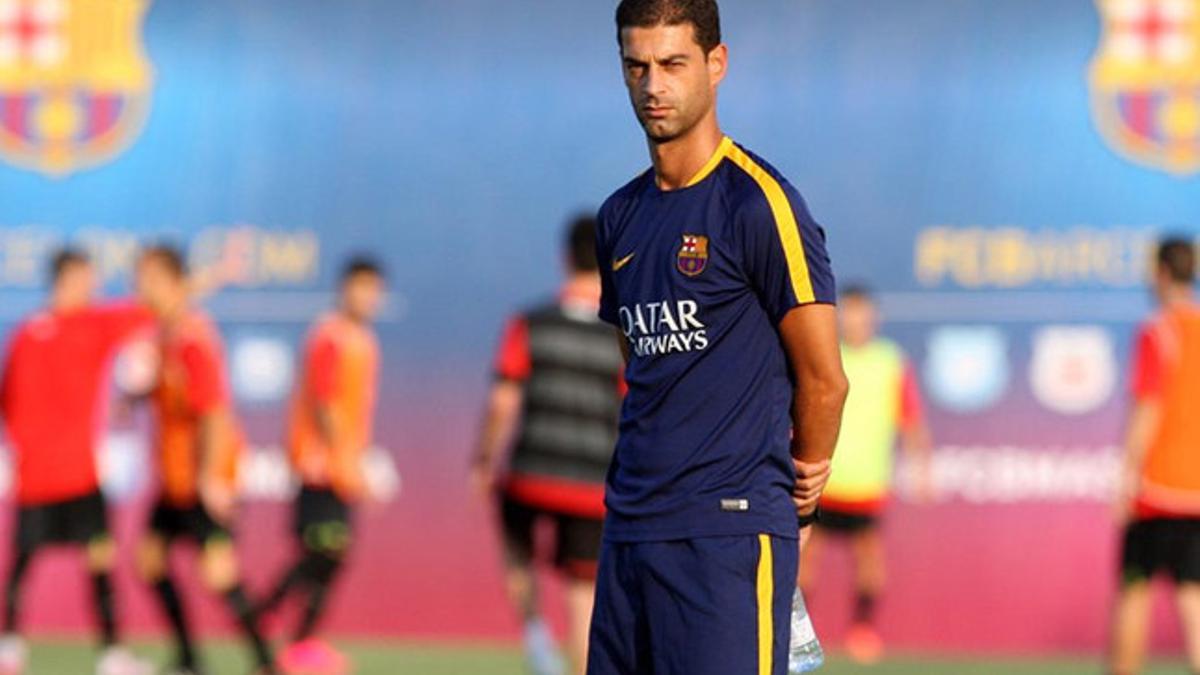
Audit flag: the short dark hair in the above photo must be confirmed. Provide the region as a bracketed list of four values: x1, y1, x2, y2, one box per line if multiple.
[49, 247, 90, 284]
[566, 214, 599, 272]
[616, 0, 722, 54]
[139, 244, 188, 279]
[839, 283, 874, 303]
[1157, 237, 1196, 284]
[340, 255, 385, 284]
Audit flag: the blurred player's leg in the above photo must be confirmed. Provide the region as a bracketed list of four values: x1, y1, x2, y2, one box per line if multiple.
[499, 499, 564, 675]
[1177, 583, 1200, 673]
[86, 536, 119, 649]
[797, 527, 822, 597]
[1108, 580, 1151, 675]
[291, 553, 341, 643]
[198, 538, 275, 673]
[138, 534, 200, 674]
[557, 514, 602, 675]
[87, 535, 154, 675]
[565, 578, 595, 675]
[845, 527, 885, 664]
[268, 548, 347, 675]
[0, 546, 32, 675]
[2, 549, 32, 639]
[267, 487, 353, 674]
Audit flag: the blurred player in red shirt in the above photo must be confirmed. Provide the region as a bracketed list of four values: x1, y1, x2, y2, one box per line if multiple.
[257, 257, 385, 675]
[0, 248, 153, 675]
[131, 246, 275, 675]
[1110, 238, 1200, 675]
[472, 216, 624, 675]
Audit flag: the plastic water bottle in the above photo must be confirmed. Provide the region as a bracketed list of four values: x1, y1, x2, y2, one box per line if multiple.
[788, 588, 824, 673]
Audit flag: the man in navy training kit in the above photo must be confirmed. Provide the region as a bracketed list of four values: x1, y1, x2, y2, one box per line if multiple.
[587, 1, 849, 674]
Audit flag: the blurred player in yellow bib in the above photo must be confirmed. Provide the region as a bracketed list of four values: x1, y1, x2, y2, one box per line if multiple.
[799, 285, 932, 664]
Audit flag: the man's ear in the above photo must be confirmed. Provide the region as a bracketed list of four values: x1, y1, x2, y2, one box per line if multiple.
[707, 43, 728, 86]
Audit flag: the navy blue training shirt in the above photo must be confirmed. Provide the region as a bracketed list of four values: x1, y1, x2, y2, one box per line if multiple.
[596, 136, 836, 542]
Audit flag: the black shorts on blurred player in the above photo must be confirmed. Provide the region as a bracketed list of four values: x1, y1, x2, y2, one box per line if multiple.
[1121, 518, 1200, 584]
[150, 500, 230, 544]
[17, 490, 109, 552]
[500, 494, 603, 580]
[815, 505, 880, 535]
[295, 486, 353, 555]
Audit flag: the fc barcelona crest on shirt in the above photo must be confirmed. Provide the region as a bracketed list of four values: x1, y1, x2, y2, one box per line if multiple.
[1090, 0, 1200, 175]
[677, 234, 709, 277]
[0, 0, 155, 176]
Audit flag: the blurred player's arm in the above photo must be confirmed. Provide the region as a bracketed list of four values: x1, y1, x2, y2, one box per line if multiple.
[470, 317, 529, 497]
[197, 407, 237, 523]
[780, 304, 849, 519]
[472, 380, 523, 497]
[1120, 402, 1159, 518]
[181, 341, 237, 522]
[0, 337, 17, 425]
[898, 360, 935, 502]
[302, 335, 368, 499]
[1118, 325, 1164, 521]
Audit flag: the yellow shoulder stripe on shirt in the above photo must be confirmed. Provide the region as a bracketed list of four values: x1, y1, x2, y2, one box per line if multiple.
[725, 143, 817, 304]
[683, 136, 734, 187]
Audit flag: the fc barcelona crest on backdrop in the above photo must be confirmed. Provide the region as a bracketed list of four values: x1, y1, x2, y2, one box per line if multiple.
[677, 234, 709, 277]
[0, 0, 155, 176]
[1090, 0, 1200, 175]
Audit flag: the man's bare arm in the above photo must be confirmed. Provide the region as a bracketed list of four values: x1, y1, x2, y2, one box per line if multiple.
[1117, 400, 1159, 521]
[779, 304, 849, 517]
[469, 380, 524, 496]
[900, 419, 935, 502]
[197, 409, 235, 522]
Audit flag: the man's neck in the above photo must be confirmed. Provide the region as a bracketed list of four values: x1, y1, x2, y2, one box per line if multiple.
[562, 273, 601, 299]
[338, 306, 366, 326]
[50, 296, 83, 314]
[1161, 285, 1195, 308]
[648, 118, 724, 191]
[159, 296, 189, 327]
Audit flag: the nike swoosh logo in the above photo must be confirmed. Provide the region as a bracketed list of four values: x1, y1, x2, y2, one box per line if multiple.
[612, 252, 636, 272]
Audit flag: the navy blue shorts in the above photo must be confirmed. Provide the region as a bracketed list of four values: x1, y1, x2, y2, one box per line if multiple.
[587, 534, 797, 675]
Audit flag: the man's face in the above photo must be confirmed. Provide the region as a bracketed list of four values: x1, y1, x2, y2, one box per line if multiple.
[135, 257, 183, 316]
[620, 23, 725, 143]
[342, 273, 385, 323]
[55, 262, 97, 309]
[839, 296, 879, 346]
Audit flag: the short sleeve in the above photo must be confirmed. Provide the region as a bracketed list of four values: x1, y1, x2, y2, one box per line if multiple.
[493, 317, 531, 382]
[308, 335, 340, 403]
[738, 184, 836, 324]
[0, 332, 22, 418]
[597, 208, 620, 326]
[898, 360, 925, 429]
[95, 301, 154, 352]
[1131, 324, 1164, 400]
[180, 340, 224, 413]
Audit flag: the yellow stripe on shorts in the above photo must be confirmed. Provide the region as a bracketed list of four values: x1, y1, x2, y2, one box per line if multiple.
[757, 533, 774, 675]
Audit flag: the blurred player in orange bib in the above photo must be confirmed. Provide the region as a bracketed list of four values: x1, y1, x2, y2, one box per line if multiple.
[0, 249, 154, 675]
[131, 246, 275, 675]
[258, 258, 386, 675]
[1110, 238, 1200, 675]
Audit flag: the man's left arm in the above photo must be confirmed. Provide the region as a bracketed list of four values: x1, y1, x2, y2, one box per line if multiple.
[779, 305, 848, 521]
[181, 341, 237, 522]
[736, 179, 845, 525]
